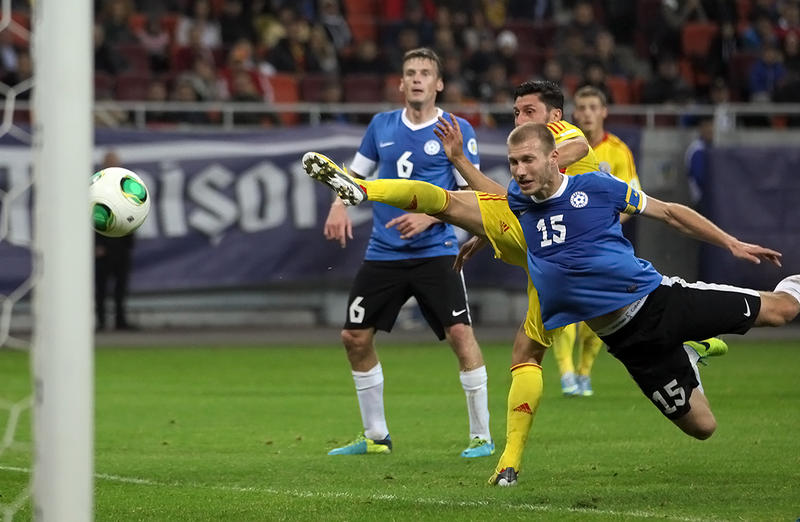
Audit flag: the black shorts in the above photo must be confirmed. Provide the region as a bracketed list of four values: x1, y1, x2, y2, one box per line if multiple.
[344, 256, 471, 340]
[599, 277, 761, 419]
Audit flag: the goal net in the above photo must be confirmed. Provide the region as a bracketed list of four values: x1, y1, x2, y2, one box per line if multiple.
[1, 0, 93, 520]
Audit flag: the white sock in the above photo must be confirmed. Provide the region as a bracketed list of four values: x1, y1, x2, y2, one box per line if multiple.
[352, 363, 389, 441]
[459, 366, 491, 441]
[775, 275, 800, 305]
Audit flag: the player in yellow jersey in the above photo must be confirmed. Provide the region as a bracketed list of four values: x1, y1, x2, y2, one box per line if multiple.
[566, 85, 644, 396]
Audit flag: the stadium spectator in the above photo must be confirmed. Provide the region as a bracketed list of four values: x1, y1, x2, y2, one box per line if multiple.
[0, 31, 19, 78]
[318, 79, 350, 123]
[166, 77, 210, 124]
[577, 61, 614, 104]
[95, 150, 138, 331]
[641, 54, 694, 104]
[707, 20, 742, 80]
[94, 23, 127, 76]
[175, 0, 222, 49]
[136, 13, 171, 73]
[593, 30, 649, 79]
[172, 24, 217, 72]
[507, 0, 553, 20]
[684, 115, 713, 206]
[742, 14, 779, 51]
[748, 43, 786, 101]
[782, 31, 800, 76]
[218, 0, 256, 45]
[100, 0, 135, 45]
[144, 79, 170, 124]
[317, 48, 494, 459]
[495, 29, 519, 78]
[385, 26, 422, 73]
[179, 55, 223, 101]
[268, 16, 318, 73]
[341, 40, 383, 76]
[307, 23, 340, 75]
[555, 28, 589, 77]
[318, 0, 352, 52]
[564, 0, 602, 47]
[776, 1, 800, 43]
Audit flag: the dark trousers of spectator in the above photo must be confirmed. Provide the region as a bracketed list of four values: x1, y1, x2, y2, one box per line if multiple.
[95, 237, 133, 330]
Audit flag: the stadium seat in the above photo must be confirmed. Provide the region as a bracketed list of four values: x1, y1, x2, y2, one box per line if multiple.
[606, 76, 631, 104]
[383, 73, 403, 104]
[682, 22, 718, 58]
[561, 74, 580, 96]
[344, 0, 378, 17]
[267, 73, 300, 125]
[728, 52, 757, 100]
[516, 49, 546, 79]
[532, 21, 558, 48]
[94, 72, 116, 99]
[342, 74, 383, 103]
[114, 73, 151, 100]
[115, 43, 150, 73]
[504, 20, 537, 48]
[300, 74, 330, 102]
[348, 16, 377, 43]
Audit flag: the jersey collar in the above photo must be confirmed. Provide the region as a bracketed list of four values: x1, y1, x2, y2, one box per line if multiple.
[530, 173, 569, 203]
[401, 107, 444, 130]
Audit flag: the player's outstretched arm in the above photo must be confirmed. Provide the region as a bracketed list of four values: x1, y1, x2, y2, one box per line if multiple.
[434, 113, 506, 194]
[642, 197, 783, 266]
[556, 136, 590, 169]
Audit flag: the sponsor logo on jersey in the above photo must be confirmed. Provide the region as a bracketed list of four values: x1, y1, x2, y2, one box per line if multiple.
[467, 137, 478, 156]
[570, 191, 589, 208]
[424, 139, 440, 155]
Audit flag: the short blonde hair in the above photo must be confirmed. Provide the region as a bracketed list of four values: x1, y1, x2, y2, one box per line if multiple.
[507, 123, 556, 153]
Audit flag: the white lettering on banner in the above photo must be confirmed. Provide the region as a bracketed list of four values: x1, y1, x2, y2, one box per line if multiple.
[157, 163, 188, 238]
[188, 164, 239, 242]
[237, 162, 287, 232]
[290, 161, 316, 229]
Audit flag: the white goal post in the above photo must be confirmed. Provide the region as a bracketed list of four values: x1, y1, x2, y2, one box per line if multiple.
[31, 0, 93, 520]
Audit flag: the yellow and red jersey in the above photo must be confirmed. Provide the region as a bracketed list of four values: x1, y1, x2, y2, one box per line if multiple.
[546, 120, 599, 177]
[593, 132, 641, 190]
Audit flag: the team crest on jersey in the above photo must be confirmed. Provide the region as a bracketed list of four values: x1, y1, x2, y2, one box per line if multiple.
[424, 140, 440, 155]
[570, 191, 589, 208]
[467, 137, 478, 155]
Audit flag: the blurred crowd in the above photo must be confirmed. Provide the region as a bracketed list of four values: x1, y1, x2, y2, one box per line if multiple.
[2, 0, 799, 127]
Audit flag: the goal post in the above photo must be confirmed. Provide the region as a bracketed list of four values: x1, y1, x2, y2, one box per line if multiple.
[31, 0, 94, 520]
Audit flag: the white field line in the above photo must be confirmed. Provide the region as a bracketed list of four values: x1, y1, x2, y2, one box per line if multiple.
[0, 465, 718, 522]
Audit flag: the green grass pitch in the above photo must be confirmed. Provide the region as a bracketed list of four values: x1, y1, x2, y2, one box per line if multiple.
[1, 338, 799, 521]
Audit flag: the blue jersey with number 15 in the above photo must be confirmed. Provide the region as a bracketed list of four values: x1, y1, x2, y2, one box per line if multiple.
[507, 171, 663, 329]
[351, 108, 480, 261]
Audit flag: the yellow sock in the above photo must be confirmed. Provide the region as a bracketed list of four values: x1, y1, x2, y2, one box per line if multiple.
[551, 323, 577, 376]
[494, 363, 543, 473]
[577, 322, 604, 376]
[361, 179, 449, 214]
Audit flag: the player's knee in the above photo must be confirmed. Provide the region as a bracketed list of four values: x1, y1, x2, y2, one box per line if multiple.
[758, 292, 800, 326]
[341, 328, 371, 352]
[678, 414, 717, 440]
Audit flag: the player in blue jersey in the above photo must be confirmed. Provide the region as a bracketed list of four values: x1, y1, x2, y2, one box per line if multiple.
[319, 48, 494, 458]
[506, 122, 799, 440]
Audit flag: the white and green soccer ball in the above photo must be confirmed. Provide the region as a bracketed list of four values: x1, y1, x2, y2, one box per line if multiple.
[90, 167, 151, 237]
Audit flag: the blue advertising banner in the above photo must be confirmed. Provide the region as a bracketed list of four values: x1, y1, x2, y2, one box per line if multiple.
[0, 124, 530, 294]
[700, 146, 800, 289]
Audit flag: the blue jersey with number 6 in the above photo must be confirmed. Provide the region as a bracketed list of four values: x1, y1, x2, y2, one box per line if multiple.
[507, 171, 663, 329]
[350, 108, 480, 261]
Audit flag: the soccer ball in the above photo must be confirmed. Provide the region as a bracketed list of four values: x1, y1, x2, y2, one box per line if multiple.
[90, 167, 151, 237]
